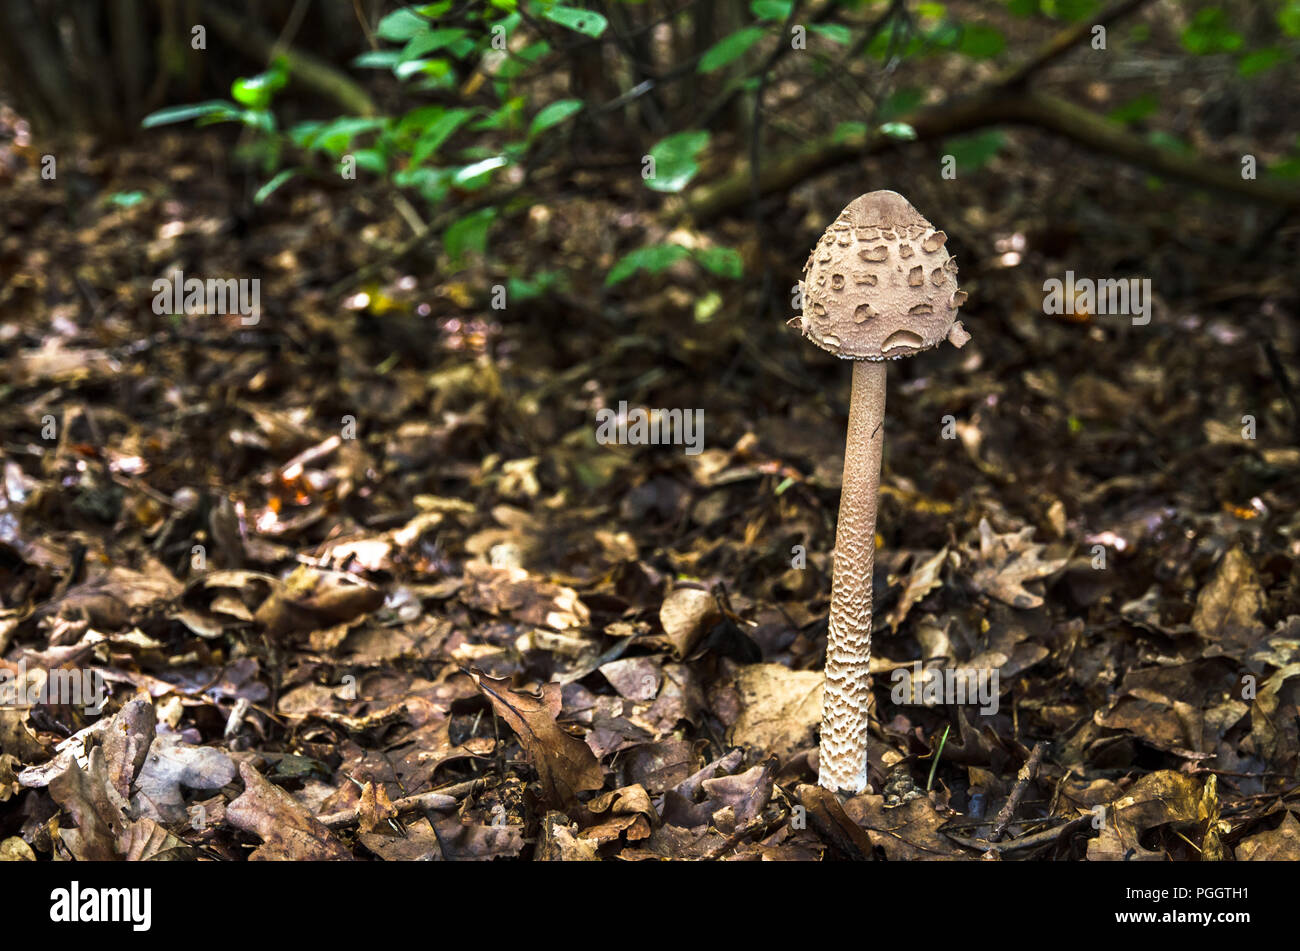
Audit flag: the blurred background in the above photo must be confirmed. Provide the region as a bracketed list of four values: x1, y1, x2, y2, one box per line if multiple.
[0, 0, 1298, 861]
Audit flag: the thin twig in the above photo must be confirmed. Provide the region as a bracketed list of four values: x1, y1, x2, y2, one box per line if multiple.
[989, 741, 1046, 842]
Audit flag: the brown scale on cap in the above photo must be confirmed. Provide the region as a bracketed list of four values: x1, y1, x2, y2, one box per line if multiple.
[800, 190, 970, 361]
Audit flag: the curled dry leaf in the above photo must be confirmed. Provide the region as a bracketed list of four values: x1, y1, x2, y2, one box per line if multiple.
[0, 836, 36, 861]
[886, 547, 948, 631]
[357, 780, 400, 835]
[1192, 545, 1268, 657]
[1085, 771, 1222, 861]
[460, 562, 590, 630]
[655, 586, 720, 658]
[1235, 810, 1300, 860]
[36, 561, 183, 631]
[48, 747, 130, 861]
[600, 656, 660, 701]
[700, 759, 775, 828]
[226, 761, 353, 860]
[470, 671, 605, 815]
[537, 811, 600, 861]
[966, 518, 1068, 610]
[253, 564, 385, 640]
[581, 784, 657, 843]
[134, 732, 237, 823]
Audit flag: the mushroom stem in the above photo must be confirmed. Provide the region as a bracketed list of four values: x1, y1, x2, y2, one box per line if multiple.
[818, 358, 886, 794]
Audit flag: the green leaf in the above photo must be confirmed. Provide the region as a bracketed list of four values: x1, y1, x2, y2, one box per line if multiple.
[1237, 47, 1285, 77]
[253, 169, 296, 205]
[353, 149, 387, 174]
[410, 108, 473, 166]
[141, 101, 239, 128]
[1282, 1, 1300, 37]
[1107, 93, 1158, 124]
[539, 4, 608, 38]
[1268, 156, 1300, 179]
[396, 57, 452, 80]
[878, 87, 923, 122]
[1180, 7, 1243, 55]
[1006, 0, 1040, 15]
[105, 190, 146, 208]
[695, 290, 723, 322]
[507, 270, 566, 301]
[297, 116, 388, 154]
[878, 122, 917, 141]
[958, 24, 1005, 58]
[401, 28, 471, 60]
[750, 0, 793, 20]
[944, 130, 1005, 170]
[1045, 0, 1097, 21]
[352, 50, 403, 69]
[377, 7, 429, 41]
[231, 60, 288, 110]
[529, 99, 583, 138]
[698, 26, 765, 72]
[1147, 130, 1193, 155]
[645, 130, 710, 193]
[238, 109, 276, 134]
[452, 155, 508, 187]
[443, 207, 497, 264]
[394, 166, 456, 203]
[809, 23, 851, 44]
[832, 121, 867, 145]
[605, 244, 690, 286]
[693, 246, 743, 279]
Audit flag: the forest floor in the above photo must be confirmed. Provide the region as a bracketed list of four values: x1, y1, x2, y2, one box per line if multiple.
[1, 105, 1299, 860]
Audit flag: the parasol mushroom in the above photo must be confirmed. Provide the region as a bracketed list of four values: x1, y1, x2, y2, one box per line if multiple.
[797, 190, 970, 794]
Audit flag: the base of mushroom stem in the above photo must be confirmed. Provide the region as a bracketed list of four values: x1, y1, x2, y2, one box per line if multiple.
[813, 751, 873, 795]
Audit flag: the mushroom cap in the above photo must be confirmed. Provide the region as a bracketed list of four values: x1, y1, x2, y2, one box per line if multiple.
[799, 190, 970, 361]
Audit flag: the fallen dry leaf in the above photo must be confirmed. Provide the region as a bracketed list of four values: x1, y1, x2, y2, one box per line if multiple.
[226, 761, 353, 860]
[470, 672, 605, 815]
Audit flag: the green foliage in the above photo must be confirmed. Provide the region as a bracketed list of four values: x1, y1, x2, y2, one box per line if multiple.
[1180, 7, 1243, 55]
[232, 60, 289, 110]
[508, 270, 568, 301]
[693, 246, 743, 280]
[809, 24, 852, 45]
[528, 99, 583, 139]
[1043, 0, 1098, 20]
[606, 244, 743, 286]
[832, 121, 868, 145]
[645, 131, 710, 193]
[136, 0, 1297, 298]
[104, 190, 146, 209]
[1283, 0, 1300, 36]
[750, 0, 793, 21]
[254, 169, 296, 205]
[537, 3, 608, 37]
[878, 88, 924, 122]
[606, 244, 691, 285]
[1108, 94, 1158, 124]
[958, 24, 1005, 59]
[444, 207, 498, 265]
[944, 130, 1005, 171]
[142, 59, 289, 134]
[878, 122, 917, 141]
[1237, 47, 1285, 77]
[698, 26, 766, 72]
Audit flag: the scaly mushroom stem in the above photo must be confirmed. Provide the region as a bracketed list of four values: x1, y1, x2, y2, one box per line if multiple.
[818, 359, 886, 794]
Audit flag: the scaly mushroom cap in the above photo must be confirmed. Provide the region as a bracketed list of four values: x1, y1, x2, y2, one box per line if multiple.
[800, 190, 970, 360]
